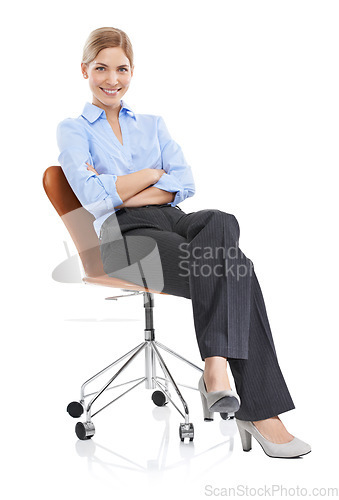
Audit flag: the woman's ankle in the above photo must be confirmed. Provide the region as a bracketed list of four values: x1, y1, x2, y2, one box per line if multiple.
[204, 356, 231, 391]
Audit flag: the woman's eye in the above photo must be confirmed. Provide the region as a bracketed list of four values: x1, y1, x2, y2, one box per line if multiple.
[95, 67, 127, 72]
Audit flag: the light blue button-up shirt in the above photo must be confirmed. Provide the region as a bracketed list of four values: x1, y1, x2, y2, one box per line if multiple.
[56, 101, 195, 238]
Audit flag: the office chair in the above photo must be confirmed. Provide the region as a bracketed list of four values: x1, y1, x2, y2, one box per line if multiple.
[43, 165, 205, 442]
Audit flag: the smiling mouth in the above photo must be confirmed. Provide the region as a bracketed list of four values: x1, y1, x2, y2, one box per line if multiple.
[100, 87, 121, 95]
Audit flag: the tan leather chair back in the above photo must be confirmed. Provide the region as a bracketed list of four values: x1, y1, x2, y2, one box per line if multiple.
[43, 166, 105, 278]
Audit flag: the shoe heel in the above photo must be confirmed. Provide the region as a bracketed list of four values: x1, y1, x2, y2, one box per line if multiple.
[200, 393, 214, 421]
[238, 425, 252, 451]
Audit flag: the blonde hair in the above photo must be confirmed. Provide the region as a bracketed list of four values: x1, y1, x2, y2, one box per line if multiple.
[82, 27, 134, 68]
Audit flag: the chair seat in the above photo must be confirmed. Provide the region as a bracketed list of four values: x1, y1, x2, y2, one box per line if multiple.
[83, 275, 168, 294]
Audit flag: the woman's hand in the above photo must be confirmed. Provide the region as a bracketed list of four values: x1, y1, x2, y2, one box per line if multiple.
[86, 162, 99, 175]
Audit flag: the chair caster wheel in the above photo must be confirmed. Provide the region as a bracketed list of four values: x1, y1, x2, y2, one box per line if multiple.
[67, 401, 84, 418]
[75, 421, 95, 440]
[220, 412, 235, 420]
[151, 390, 168, 407]
[179, 422, 194, 442]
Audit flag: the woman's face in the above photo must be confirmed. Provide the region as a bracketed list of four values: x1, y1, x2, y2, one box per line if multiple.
[81, 47, 134, 112]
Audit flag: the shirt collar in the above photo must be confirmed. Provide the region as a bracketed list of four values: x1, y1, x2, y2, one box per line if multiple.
[81, 100, 137, 123]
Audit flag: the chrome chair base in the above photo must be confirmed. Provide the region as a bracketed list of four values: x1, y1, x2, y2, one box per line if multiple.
[67, 291, 203, 441]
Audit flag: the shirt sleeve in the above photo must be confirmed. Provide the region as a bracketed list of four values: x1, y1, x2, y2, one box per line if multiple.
[152, 115, 195, 205]
[56, 118, 123, 218]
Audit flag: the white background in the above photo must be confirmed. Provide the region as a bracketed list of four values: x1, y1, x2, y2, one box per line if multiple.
[1, 0, 338, 498]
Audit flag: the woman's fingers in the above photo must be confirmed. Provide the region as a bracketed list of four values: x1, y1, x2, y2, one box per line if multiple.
[86, 162, 99, 175]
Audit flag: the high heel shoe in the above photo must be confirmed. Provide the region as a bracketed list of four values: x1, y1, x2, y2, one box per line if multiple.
[236, 419, 311, 458]
[198, 374, 241, 421]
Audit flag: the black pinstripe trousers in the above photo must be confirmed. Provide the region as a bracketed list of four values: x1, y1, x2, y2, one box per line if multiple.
[99, 205, 295, 421]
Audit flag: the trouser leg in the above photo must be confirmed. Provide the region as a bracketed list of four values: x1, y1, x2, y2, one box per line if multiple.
[228, 270, 295, 421]
[173, 209, 253, 359]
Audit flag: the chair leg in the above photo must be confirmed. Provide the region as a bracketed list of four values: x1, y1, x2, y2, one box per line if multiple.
[155, 340, 203, 374]
[145, 341, 156, 390]
[85, 342, 147, 421]
[67, 342, 147, 440]
[80, 341, 146, 402]
[150, 342, 190, 423]
[151, 342, 194, 442]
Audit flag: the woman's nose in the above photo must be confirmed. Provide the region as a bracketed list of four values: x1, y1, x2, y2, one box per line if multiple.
[106, 71, 119, 85]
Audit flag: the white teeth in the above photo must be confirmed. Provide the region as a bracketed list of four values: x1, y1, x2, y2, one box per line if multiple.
[102, 88, 120, 94]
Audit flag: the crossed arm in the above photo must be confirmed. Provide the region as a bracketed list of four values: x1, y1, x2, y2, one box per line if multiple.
[86, 163, 175, 208]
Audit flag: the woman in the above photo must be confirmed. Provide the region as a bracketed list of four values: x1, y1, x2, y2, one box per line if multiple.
[57, 27, 311, 458]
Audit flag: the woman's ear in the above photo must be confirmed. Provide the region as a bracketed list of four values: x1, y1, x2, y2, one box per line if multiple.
[81, 62, 88, 77]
